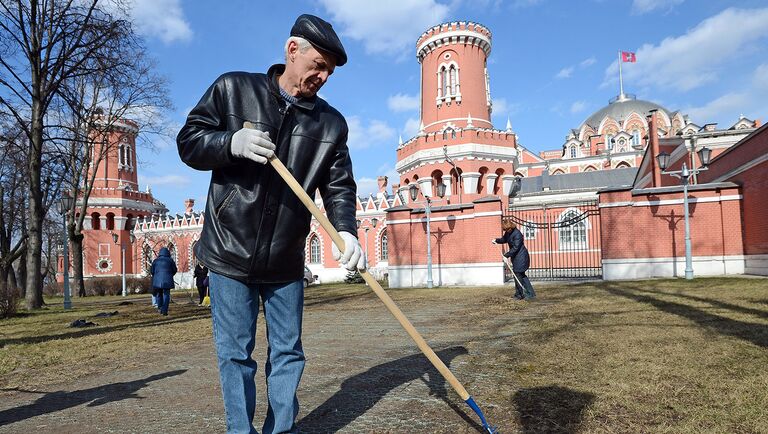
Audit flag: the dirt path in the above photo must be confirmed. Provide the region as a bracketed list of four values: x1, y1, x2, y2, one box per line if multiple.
[0, 286, 537, 433]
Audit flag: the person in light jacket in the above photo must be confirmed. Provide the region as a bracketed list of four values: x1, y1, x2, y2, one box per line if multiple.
[493, 220, 536, 300]
[150, 247, 177, 315]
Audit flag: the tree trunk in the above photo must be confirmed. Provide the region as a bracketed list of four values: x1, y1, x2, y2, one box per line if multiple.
[71, 233, 86, 297]
[17, 250, 27, 298]
[0, 265, 10, 307]
[7, 263, 17, 292]
[25, 97, 44, 309]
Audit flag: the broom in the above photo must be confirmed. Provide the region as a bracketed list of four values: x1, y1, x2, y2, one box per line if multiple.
[243, 122, 497, 433]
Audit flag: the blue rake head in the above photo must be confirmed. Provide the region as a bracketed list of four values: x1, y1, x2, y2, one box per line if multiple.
[465, 396, 499, 433]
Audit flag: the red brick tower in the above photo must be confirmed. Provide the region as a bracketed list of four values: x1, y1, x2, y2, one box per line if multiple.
[396, 22, 519, 204]
[81, 116, 154, 278]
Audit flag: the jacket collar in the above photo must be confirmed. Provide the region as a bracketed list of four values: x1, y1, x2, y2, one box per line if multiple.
[267, 64, 316, 111]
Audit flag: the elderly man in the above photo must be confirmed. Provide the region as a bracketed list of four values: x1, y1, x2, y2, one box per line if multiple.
[177, 14, 364, 434]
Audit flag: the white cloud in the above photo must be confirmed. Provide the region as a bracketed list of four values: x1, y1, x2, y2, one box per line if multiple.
[139, 174, 191, 188]
[754, 63, 768, 90]
[356, 177, 380, 197]
[580, 57, 596, 67]
[632, 0, 684, 15]
[556, 67, 574, 79]
[570, 101, 588, 114]
[346, 116, 396, 149]
[318, 0, 451, 56]
[128, 0, 192, 44]
[357, 165, 401, 197]
[403, 116, 422, 139]
[491, 98, 520, 119]
[556, 57, 594, 80]
[603, 8, 768, 92]
[387, 93, 420, 112]
[685, 93, 750, 122]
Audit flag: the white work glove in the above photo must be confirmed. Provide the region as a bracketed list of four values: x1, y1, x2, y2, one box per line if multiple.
[230, 128, 275, 164]
[332, 231, 366, 271]
[491, 239, 499, 245]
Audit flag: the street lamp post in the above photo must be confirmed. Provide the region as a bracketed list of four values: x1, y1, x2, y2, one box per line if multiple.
[356, 217, 379, 264]
[409, 182, 446, 288]
[58, 191, 74, 310]
[112, 230, 136, 296]
[656, 146, 712, 280]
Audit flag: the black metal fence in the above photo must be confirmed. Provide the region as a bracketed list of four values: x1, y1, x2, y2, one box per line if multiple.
[503, 201, 602, 280]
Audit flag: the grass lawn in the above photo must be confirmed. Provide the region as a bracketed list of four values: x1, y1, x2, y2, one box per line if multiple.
[511, 277, 768, 433]
[1, 277, 767, 433]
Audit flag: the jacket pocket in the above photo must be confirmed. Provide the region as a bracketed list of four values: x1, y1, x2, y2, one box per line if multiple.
[215, 187, 237, 219]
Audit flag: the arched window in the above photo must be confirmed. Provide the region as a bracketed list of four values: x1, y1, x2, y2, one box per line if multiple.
[106, 213, 115, 230]
[167, 243, 177, 264]
[440, 66, 449, 97]
[632, 129, 640, 147]
[570, 146, 577, 158]
[142, 244, 154, 273]
[606, 134, 614, 151]
[189, 240, 197, 271]
[91, 212, 101, 230]
[380, 231, 388, 260]
[309, 236, 321, 263]
[558, 210, 587, 250]
[449, 64, 458, 95]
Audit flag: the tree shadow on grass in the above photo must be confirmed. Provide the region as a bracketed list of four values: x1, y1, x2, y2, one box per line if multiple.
[514, 385, 595, 434]
[603, 284, 768, 348]
[297, 346, 486, 432]
[0, 369, 186, 426]
[634, 288, 768, 320]
[0, 310, 210, 348]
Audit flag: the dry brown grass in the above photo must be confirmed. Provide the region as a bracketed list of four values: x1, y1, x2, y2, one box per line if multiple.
[513, 277, 768, 433]
[1, 277, 767, 433]
[0, 291, 212, 391]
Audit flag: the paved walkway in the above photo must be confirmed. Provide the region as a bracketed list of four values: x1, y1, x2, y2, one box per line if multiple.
[0, 286, 538, 433]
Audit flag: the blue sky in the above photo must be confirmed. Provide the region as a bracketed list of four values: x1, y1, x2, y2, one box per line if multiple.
[130, 0, 768, 214]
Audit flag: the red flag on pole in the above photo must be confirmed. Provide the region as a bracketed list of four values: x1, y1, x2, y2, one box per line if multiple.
[621, 51, 636, 63]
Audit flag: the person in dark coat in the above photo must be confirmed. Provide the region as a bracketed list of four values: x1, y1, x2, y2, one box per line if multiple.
[493, 220, 536, 300]
[193, 263, 209, 305]
[150, 247, 177, 315]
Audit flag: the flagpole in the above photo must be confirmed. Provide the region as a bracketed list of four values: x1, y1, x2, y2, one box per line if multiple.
[618, 51, 624, 98]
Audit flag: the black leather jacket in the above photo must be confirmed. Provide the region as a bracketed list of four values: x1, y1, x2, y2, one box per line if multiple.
[177, 65, 358, 283]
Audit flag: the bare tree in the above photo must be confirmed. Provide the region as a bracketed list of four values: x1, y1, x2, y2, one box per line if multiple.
[0, 125, 28, 299]
[54, 28, 171, 297]
[0, 1, 169, 308]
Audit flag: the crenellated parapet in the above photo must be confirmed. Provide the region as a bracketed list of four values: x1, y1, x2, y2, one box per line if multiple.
[135, 212, 206, 233]
[416, 21, 492, 62]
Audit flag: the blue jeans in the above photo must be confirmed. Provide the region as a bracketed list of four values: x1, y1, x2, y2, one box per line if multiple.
[209, 272, 305, 434]
[156, 289, 171, 314]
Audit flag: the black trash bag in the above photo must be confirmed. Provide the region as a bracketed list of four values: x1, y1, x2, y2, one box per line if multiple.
[93, 311, 119, 317]
[69, 319, 97, 328]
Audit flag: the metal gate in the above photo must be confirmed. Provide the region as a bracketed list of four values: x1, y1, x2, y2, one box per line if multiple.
[503, 201, 602, 280]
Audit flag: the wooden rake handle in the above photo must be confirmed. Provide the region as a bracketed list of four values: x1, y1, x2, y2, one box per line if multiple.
[243, 122, 470, 401]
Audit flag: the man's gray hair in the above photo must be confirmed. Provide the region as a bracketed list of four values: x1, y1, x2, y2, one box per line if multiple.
[285, 36, 312, 61]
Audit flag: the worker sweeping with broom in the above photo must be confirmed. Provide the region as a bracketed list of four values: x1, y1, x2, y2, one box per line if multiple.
[177, 14, 365, 433]
[178, 13, 497, 433]
[493, 220, 536, 300]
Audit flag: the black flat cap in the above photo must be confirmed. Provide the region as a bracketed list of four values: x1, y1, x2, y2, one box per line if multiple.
[290, 14, 347, 66]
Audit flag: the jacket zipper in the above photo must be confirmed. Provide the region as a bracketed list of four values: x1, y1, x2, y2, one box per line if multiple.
[250, 104, 291, 277]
